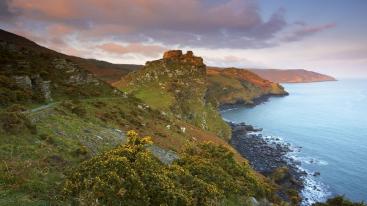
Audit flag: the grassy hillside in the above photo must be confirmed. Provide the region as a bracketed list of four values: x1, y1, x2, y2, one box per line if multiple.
[207, 67, 288, 107]
[0, 30, 290, 205]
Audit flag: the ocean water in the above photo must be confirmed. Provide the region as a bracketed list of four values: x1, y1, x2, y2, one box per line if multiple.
[221, 79, 367, 204]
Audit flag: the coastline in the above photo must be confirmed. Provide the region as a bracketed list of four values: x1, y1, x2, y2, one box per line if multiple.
[228, 121, 305, 203]
[220, 92, 334, 205]
[219, 93, 289, 111]
[220, 93, 306, 204]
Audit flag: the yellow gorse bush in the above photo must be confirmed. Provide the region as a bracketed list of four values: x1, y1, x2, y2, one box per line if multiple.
[63, 131, 274, 205]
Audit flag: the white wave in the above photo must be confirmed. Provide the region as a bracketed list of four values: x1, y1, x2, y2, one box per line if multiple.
[258, 134, 332, 205]
[292, 156, 329, 166]
[300, 168, 332, 206]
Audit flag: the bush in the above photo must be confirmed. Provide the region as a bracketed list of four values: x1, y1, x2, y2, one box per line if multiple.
[63, 131, 275, 205]
[0, 110, 36, 134]
[39, 134, 56, 145]
[73, 145, 89, 157]
[61, 101, 87, 117]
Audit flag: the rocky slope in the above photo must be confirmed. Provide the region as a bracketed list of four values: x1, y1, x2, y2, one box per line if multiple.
[207, 67, 288, 108]
[0, 29, 122, 107]
[249, 69, 336, 83]
[114, 50, 231, 140]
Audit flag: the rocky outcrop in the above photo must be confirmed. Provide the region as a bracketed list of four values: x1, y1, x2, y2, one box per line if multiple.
[14, 75, 32, 90]
[13, 74, 53, 102]
[52, 58, 100, 85]
[162, 50, 204, 66]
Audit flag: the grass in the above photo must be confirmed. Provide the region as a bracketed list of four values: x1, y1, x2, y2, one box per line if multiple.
[0, 95, 243, 204]
[133, 85, 174, 110]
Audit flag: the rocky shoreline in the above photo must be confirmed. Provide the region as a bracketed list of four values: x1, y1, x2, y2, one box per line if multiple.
[228, 121, 306, 202]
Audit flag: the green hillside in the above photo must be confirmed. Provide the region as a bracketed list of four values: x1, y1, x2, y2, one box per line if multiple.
[0, 30, 286, 205]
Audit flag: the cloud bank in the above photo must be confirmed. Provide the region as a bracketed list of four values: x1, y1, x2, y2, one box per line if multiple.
[1, 0, 335, 59]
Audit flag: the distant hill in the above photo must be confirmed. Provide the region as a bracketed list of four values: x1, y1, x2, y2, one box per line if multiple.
[206, 67, 288, 107]
[249, 69, 336, 83]
[0, 29, 140, 83]
[0, 29, 120, 106]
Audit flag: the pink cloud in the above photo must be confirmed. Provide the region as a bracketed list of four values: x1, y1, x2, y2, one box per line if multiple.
[97, 42, 166, 57]
[1, 0, 336, 57]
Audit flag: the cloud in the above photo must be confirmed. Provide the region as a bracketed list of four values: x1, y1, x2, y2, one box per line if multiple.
[204, 54, 264, 68]
[282, 23, 336, 42]
[97, 43, 166, 57]
[1, 0, 335, 59]
[0, 0, 16, 20]
[320, 48, 367, 61]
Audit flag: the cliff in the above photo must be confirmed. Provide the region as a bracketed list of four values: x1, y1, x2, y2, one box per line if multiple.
[249, 68, 336, 83]
[114, 50, 231, 139]
[207, 67, 288, 108]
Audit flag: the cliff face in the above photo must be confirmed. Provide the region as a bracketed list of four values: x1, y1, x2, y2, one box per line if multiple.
[249, 69, 336, 83]
[206, 67, 288, 107]
[115, 50, 231, 139]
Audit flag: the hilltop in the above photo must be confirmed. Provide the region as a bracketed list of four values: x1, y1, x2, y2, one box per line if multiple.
[249, 68, 336, 83]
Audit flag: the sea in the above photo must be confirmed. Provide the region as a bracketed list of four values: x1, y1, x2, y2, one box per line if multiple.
[221, 79, 367, 205]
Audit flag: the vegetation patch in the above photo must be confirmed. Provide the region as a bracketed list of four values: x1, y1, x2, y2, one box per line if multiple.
[63, 131, 276, 205]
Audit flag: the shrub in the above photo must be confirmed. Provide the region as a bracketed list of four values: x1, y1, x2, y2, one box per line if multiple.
[0, 110, 36, 134]
[63, 131, 275, 205]
[73, 145, 89, 157]
[61, 101, 86, 117]
[39, 134, 55, 145]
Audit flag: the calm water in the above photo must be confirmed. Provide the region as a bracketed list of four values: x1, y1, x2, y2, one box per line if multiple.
[221, 80, 367, 204]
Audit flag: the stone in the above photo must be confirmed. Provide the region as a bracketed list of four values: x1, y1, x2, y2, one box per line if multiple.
[186, 50, 194, 57]
[148, 145, 179, 165]
[30, 75, 53, 102]
[180, 127, 186, 133]
[14, 75, 32, 89]
[313, 171, 321, 176]
[246, 197, 259, 206]
[163, 50, 183, 59]
[40, 80, 53, 102]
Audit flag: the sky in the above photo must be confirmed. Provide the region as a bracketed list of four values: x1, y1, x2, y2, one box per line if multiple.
[0, 0, 366, 78]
